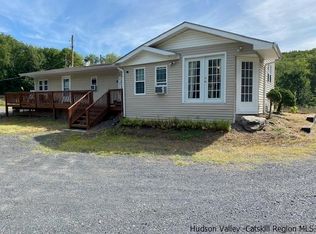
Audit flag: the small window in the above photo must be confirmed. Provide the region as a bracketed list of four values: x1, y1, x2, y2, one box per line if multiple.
[156, 66, 167, 86]
[62, 76, 71, 91]
[267, 64, 272, 83]
[38, 80, 48, 91]
[134, 68, 145, 95]
[91, 76, 97, 86]
[91, 76, 97, 91]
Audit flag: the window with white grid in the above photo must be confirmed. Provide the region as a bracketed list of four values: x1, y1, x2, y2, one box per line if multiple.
[241, 61, 253, 102]
[187, 61, 201, 99]
[208, 59, 221, 99]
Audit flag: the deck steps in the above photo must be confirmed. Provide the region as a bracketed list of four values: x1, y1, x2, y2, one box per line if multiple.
[69, 89, 123, 130]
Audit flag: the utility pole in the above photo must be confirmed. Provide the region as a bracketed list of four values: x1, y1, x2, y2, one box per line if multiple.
[70, 35, 74, 67]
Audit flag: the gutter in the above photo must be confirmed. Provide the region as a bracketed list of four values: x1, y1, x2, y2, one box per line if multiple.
[117, 67, 126, 117]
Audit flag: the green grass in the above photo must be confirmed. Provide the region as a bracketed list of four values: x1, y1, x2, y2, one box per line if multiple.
[1, 113, 315, 167]
[34, 120, 316, 167]
[35, 127, 210, 156]
[0, 96, 5, 107]
[0, 116, 67, 135]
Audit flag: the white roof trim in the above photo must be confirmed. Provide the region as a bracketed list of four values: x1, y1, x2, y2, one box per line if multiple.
[116, 46, 177, 64]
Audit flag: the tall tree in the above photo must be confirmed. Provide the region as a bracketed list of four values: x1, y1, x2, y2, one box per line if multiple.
[84, 54, 100, 65]
[101, 53, 120, 64]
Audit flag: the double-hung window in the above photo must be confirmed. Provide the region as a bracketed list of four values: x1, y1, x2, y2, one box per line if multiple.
[184, 53, 226, 103]
[38, 80, 48, 91]
[155, 66, 167, 86]
[62, 76, 71, 91]
[134, 68, 145, 95]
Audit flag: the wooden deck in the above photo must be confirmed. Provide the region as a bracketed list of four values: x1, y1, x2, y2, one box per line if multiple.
[5, 89, 123, 129]
[5, 91, 91, 117]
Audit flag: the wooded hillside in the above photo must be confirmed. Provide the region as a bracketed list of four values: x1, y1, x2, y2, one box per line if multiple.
[0, 33, 118, 94]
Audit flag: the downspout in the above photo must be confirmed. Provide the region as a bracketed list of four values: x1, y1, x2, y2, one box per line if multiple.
[117, 67, 126, 117]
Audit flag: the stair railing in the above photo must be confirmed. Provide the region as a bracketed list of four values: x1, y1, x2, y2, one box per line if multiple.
[85, 91, 109, 129]
[68, 91, 93, 128]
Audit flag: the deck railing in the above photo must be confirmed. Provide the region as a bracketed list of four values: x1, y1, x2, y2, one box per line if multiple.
[5, 91, 89, 115]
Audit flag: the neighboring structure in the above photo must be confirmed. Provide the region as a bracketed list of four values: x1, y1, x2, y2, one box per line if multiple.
[7, 21, 281, 128]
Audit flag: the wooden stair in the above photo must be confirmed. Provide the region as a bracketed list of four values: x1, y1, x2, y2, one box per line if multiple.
[68, 89, 122, 130]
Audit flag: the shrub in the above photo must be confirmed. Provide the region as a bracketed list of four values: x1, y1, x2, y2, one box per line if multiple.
[120, 118, 231, 132]
[267, 89, 282, 119]
[277, 88, 296, 112]
[290, 106, 299, 113]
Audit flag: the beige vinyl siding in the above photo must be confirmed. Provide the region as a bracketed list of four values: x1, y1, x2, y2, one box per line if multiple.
[123, 43, 255, 122]
[258, 61, 265, 114]
[264, 62, 275, 112]
[157, 29, 234, 50]
[257, 59, 276, 114]
[123, 51, 177, 66]
[33, 70, 119, 100]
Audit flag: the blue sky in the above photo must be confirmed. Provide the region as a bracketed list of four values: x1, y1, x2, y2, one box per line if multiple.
[1, 0, 316, 56]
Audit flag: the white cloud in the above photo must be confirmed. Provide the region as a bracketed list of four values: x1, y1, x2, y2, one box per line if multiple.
[1, 0, 315, 55]
[221, 0, 316, 51]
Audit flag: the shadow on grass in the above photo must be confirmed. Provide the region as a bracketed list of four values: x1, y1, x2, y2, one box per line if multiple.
[34, 127, 226, 157]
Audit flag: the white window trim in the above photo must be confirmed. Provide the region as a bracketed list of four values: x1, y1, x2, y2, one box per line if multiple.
[38, 79, 48, 91]
[62, 75, 71, 91]
[134, 67, 146, 95]
[155, 65, 168, 87]
[182, 52, 227, 104]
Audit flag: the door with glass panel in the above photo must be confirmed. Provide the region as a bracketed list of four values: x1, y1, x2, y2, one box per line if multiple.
[205, 56, 224, 102]
[236, 57, 259, 114]
[185, 55, 225, 103]
[186, 59, 203, 102]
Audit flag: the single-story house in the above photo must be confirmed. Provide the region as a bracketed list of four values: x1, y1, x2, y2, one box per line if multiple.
[6, 22, 281, 129]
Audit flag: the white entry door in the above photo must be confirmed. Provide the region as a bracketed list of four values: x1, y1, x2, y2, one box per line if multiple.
[236, 57, 259, 114]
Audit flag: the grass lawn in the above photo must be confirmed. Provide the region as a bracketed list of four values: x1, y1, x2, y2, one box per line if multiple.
[0, 96, 5, 107]
[1, 113, 315, 166]
[32, 113, 316, 166]
[0, 116, 67, 134]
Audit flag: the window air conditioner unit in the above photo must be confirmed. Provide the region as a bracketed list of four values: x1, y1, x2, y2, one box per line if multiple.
[155, 86, 167, 95]
[91, 85, 97, 91]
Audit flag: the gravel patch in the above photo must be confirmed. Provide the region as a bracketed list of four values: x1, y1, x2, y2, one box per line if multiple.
[0, 135, 315, 233]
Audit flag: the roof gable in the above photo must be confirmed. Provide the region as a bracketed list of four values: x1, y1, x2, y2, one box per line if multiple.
[116, 46, 179, 65]
[156, 29, 234, 50]
[117, 22, 281, 64]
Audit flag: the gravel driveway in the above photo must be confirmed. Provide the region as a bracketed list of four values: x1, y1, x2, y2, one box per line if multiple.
[0, 135, 315, 233]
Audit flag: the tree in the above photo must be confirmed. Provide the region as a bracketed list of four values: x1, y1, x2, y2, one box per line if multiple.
[84, 54, 100, 65]
[60, 48, 83, 67]
[101, 53, 120, 64]
[277, 89, 296, 113]
[275, 48, 316, 106]
[267, 89, 282, 119]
